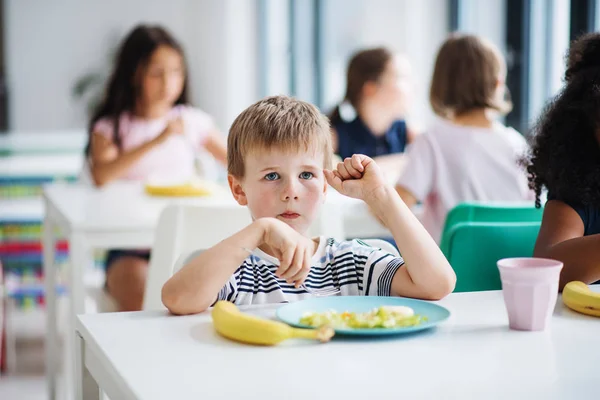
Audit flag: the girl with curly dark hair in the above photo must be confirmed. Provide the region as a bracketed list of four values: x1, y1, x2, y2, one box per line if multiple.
[528, 32, 600, 289]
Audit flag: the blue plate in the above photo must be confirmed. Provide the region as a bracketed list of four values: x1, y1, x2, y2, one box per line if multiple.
[276, 296, 451, 336]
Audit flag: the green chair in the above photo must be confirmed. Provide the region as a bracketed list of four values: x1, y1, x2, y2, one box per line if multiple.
[440, 202, 542, 255]
[443, 221, 541, 292]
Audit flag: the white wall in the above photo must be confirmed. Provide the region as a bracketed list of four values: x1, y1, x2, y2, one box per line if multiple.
[320, 0, 450, 128]
[457, 0, 506, 54]
[5, 0, 259, 132]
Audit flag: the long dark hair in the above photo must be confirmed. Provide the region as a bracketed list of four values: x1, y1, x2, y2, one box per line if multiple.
[525, 32, 600, 207]
[328, 47, 392, 125]
[86, 24, 190, 155]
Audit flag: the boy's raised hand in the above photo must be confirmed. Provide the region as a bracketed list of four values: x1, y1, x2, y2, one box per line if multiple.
[261, 218, 314, 287]
[324, 154, 387, 201]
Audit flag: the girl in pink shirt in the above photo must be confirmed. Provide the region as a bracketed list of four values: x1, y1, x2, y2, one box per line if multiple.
[396, 34, 531, 242]
[86, 24, 227, 311]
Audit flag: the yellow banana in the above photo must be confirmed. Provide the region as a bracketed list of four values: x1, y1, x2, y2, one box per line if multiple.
[562, 281, 600, 317]
[144, 180, 216, 197]
[211, 301, 334, 345]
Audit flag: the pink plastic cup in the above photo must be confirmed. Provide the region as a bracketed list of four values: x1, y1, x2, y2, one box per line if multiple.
[497, 258, 563, 331]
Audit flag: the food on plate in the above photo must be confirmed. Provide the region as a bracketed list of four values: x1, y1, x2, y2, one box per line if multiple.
[299, 305, 425, 329]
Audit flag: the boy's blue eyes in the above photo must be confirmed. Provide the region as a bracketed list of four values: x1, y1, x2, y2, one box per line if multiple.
[265, 172, 279, 181]
[263, 172, 314, 181]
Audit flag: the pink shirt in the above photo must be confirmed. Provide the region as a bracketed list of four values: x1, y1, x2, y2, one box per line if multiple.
[397, 119, 532, 242]
[93, 105, 214, 181]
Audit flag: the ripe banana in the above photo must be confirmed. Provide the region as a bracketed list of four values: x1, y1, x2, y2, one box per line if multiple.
[211, 301, 334, 345]
[562, 281, 600, 317]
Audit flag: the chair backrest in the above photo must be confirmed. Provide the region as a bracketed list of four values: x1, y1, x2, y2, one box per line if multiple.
[361, 239, 400, 257]
[444, 221, 541, 292]
[143, 202, 347, 310]
[143, 204, 252, 310]
[440, 202, 543, 255]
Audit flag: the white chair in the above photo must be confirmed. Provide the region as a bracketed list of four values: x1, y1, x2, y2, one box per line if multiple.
[143, 204, 253, 310]
[307, 200, 345, 241]
[361, 239, 400, 257]
[143, 202, 347, 311]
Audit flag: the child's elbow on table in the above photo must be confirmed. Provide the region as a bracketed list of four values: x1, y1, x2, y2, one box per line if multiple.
[161, 281, 213, 316]
[429, 271, 457, 300]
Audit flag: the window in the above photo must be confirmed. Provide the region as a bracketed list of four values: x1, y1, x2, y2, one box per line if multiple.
[452, 0, 570, 135]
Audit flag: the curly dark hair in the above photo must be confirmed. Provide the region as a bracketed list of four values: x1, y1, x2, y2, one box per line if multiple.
[525, 32, 600, 208]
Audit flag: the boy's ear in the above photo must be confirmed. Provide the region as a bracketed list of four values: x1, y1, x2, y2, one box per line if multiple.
[228, 174, 248, 206]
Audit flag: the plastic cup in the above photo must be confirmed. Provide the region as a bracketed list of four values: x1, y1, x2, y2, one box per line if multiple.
[497, 258, 563, 331]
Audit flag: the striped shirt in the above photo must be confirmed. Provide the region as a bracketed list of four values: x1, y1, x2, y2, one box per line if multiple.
[216, 237, 404, 306]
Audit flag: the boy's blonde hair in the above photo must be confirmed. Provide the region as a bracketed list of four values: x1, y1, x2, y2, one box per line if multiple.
[430, 34, 512, 118]
[227, 95, 332, 178]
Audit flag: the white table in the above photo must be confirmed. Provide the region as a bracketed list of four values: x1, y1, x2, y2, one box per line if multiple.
[43, 181, 389, 400]
[75, 289, 599, 400]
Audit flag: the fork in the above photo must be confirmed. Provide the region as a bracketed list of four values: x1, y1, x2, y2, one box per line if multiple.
[243, 247, 341, 297]
[301, 284, 340, 297]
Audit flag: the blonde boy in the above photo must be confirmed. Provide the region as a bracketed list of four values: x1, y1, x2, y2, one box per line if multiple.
[162, 96, 455, 314]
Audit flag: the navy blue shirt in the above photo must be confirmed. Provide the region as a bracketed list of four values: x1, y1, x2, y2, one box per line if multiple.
[549, 194, 600, 235]
[334, 117, 408, 159]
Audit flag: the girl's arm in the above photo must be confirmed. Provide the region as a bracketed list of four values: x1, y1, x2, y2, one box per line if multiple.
[406, 123, 419, 144]
[202, 128, 227, 166]
[534, 200, 600, 289]
[90, 133, 161, 186]
[394, 132, 433, 210]
[395, 185, 418, 209]
[90, 118, 182, 186]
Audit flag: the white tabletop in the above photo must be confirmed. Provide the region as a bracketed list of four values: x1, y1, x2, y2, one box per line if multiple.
[76, 290, 599, 400]
[0, 130, 86, 154]
[43, 181, 236, 232]
[43, 181, 387, 237]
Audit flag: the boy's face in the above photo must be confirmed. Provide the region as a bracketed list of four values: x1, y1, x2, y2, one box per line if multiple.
[228, 148, 327, 235]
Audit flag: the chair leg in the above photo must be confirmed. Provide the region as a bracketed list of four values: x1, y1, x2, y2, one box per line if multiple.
[0, 294, 5, 374]
[0, 262, 4, 374]
[5, 297, 17, 374]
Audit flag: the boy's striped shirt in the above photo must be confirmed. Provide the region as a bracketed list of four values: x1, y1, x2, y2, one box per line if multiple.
[216, 237, 404, 305]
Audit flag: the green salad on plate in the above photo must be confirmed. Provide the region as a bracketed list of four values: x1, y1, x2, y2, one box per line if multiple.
[299, 305, 426, 329]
